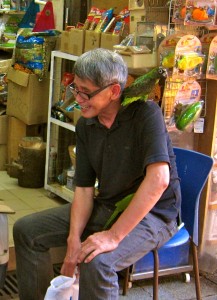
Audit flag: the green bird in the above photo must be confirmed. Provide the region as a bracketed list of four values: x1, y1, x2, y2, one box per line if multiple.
[103, 193, 135, 230]
[121, 67, 167, 106]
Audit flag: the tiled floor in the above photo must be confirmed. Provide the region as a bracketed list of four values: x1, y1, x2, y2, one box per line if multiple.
[0, 170, 65, 249]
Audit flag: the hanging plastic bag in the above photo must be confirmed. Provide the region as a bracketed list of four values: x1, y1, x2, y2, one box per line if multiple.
[44, 275, 79, 300]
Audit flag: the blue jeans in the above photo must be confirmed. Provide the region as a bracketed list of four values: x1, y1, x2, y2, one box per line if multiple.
[13, 202, 177, 300]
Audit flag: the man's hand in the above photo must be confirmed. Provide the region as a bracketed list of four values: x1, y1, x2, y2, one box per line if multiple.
[60, 239, 81, 277]
[78, 230, 120, 264]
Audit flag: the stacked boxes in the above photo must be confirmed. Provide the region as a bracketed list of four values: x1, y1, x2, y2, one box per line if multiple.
[60, 29, 85, 56]
[6, 68, 50, 125]
[60, 28, 122, 55]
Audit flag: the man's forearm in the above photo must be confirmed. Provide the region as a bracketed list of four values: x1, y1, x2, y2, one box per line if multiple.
[69, 186, 95, 239]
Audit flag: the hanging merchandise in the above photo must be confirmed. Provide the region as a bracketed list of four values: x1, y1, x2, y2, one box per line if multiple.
[174, 100, 203, 131]
[172, 34, 205, 81]
[158, 33, 186, 74]
[184, 0, 216, 26]
[18, 0, 40, 28]
[165, 79, 203, 130]
[33, 1, 55, 32]
[200, 32, 216, 76]
[172, 0, 186, 24]
[206, 35, 217, 80]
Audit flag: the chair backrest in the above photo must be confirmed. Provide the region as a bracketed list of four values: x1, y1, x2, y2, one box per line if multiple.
[173, 147, 213, 245]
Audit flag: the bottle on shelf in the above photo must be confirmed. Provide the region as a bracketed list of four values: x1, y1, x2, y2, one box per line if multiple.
[66, 166, 75, 191]
[48, 146, 57, 184]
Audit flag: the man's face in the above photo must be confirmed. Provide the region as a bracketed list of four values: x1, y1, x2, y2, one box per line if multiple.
[71, 76, 118, 119]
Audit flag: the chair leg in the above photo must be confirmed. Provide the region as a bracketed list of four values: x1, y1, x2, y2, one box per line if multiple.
[191, 242, 202, 300]
[153, 249, 159, 300]
[122, 266, 130, 296]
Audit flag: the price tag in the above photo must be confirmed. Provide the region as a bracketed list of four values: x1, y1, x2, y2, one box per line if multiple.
[194, 118, 204, 133]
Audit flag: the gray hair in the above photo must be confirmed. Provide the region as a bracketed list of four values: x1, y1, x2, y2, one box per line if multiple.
[73, 48, 128, 92]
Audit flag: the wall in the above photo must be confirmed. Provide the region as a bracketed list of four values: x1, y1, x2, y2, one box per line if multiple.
[91, 0, 128, 14]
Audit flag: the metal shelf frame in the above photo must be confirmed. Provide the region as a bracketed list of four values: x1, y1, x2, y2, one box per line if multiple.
[44, 50, 78, 202]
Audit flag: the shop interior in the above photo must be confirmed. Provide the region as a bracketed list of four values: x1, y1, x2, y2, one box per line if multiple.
[0, 0, 217, 299]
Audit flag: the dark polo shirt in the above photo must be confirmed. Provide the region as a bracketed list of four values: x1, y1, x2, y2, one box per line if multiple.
[75, 100, 181, 223]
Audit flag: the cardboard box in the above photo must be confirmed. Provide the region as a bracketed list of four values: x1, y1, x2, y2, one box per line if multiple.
[60, 29, 85, 56]
[7, 116, 47, 164]
[120, 52, 158, 69]
[101, 33, 122, 50]
[0, 115, 8, 144]
[0, 145, 7, 170]
[84, 30, 101, 52]
[6, 68, 50, 125]
[0, 59, 12, 74]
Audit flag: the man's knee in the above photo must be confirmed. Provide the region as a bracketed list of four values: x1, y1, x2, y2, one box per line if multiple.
[80, 253, 111, 273]
[13, 215, 33, 243]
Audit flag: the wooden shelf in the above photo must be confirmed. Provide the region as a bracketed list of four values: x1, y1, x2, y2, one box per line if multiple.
[0, 9, 25, 15]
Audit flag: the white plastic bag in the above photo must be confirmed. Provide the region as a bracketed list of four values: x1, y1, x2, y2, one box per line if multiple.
[44, 275, 79, 300]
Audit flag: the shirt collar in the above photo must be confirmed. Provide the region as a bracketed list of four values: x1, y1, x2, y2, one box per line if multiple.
[85, 102, 141, 126]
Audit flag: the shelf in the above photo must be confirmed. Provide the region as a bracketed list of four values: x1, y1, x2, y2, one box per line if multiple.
[50, 117, 75, 131]
[45, 50, 78, 203]
[45, 182, 74, 203]
[0, 9, 25, 14]
[51, 50, 79, 61]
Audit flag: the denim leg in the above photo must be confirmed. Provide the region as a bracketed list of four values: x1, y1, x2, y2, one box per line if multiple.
[79, 213, 177, 300]
[13, 203, 71, 300]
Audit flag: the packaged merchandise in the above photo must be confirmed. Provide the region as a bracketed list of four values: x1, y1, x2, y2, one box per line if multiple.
[172, 34, 205, 80]
[14, 28, 59, 79]
[172, 0, 187, 24]
[206, 35, 217, 80]
[184, 0, 216, 26]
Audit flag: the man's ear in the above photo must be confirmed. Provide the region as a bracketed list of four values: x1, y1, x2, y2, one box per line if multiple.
[111, 83, 122, 100]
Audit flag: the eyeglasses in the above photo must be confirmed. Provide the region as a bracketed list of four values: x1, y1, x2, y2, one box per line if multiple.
[69, 82, 114, 101]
